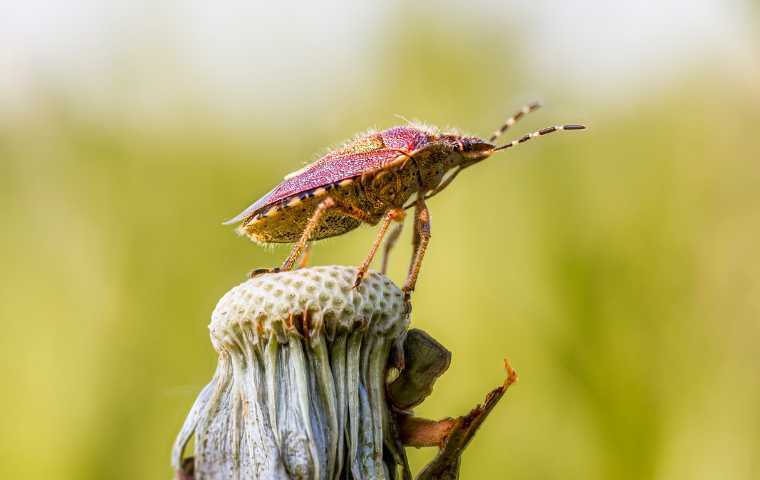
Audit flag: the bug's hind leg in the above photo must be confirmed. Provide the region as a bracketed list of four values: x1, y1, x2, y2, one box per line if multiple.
[403, 196, 431, 299]
[281, 197, 337, 271]
[353, 208, 405, 288]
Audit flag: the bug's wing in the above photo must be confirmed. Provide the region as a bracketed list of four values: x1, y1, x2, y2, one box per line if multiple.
[223, 127, 432, 225]
[222, 185, 280, 225]
[224, 148, 414, 226]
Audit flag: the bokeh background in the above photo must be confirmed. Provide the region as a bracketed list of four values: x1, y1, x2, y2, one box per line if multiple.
[2, 1, 760, 478]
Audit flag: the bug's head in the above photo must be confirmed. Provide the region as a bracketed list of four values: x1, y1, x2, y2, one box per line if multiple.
[458, 136, 497, 164]
[437, 134, 495, 168]
[420, 104, 585, 203]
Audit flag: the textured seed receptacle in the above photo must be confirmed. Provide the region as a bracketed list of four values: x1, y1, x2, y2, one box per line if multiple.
[173, 266, 411, 480]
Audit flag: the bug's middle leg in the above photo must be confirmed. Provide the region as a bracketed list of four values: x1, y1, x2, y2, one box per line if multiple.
[353, 208, 405, 287]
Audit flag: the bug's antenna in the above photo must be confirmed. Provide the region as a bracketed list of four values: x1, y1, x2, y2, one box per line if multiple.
[493, 124, 586, 152]
[488, 101, 542, 143]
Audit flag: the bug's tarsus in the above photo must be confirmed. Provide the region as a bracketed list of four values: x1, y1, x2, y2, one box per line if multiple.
[493, 124, 586, 152]
[250, 266, 281, 278]
[488, 101, 542, 143]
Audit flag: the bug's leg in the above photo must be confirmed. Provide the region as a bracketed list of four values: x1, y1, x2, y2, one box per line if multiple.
[282, 196, 375, 272]
[353, 208, 405, 288]
[249, 266, 281, 278]
[297, 242, 312, 269]
[403, 196, 431, 298]
[407, 199, 422, 279]
[381, 222, 404, 275]
[250, 241, 310, 278]
[488, 101, 542, 143]
[281, 197, 337, 271]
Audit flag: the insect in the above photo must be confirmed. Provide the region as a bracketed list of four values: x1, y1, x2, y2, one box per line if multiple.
[224, 102, 585, 296]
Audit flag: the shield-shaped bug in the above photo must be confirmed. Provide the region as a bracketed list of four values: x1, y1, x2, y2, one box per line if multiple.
[225, 102, 585, 296]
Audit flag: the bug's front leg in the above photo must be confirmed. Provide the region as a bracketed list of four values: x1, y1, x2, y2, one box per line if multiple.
[353, 208, 406, 288]
[403, 196, 431, 298]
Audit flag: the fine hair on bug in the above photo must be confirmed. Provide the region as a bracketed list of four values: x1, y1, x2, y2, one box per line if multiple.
[225, 101, 586, 298]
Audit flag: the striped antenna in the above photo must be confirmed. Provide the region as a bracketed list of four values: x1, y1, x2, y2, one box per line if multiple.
[488, 101, 542, 143]
[493, 124, 586, 152]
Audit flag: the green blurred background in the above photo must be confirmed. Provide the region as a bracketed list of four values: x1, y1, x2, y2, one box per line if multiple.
[2, 1, 760, 478]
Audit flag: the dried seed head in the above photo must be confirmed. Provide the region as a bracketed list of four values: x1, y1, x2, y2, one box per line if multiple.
[174, 266, 411, 480]
[209, 265, 407, 351]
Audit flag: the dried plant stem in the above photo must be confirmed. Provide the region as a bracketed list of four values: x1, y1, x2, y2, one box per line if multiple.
[412, 360, 518, 480]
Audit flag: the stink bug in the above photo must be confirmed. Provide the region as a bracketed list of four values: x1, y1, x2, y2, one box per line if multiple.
[224, 102, 585, 296]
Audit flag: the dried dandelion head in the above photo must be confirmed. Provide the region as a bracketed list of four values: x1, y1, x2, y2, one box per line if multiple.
[172, 266, 410, 480]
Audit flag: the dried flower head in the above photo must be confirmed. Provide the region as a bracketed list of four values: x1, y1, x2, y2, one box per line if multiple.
[173, 266, 410, 479]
